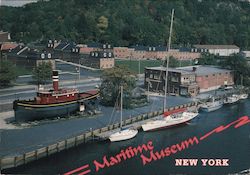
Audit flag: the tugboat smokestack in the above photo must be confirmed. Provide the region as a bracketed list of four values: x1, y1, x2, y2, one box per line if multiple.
[52, 70, 59, 91]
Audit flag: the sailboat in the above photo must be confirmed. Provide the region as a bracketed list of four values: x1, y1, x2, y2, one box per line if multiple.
[141, 9, 199, 132]
[109, 86, 138, 142]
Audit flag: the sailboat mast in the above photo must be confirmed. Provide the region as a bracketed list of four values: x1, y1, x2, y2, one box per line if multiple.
[164, 9, 175, 111]
[120, 86, 123, 128]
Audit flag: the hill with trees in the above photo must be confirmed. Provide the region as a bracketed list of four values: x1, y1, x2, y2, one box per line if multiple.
[1, 0, 250, 49]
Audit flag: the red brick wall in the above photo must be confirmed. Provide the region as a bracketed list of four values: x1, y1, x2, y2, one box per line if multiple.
[196, 72, 234, 92]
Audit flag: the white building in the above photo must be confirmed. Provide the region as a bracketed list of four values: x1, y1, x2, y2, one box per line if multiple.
[193, 45, 240, 56]
[240, 51, 250, 58]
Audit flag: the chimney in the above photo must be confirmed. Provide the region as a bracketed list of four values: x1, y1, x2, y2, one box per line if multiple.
[52, 70, 59, 91]
[192, 67, 197, 72]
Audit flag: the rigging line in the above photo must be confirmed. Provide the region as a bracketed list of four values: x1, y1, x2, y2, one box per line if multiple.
[108, 88, 121, 126]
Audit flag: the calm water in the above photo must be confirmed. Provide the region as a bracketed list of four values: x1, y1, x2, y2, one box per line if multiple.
[3, 100, 250, 175]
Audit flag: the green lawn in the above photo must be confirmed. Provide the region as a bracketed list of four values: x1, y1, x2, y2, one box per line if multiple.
[115, 59, 163, 74]
[15, 66, 32, 76]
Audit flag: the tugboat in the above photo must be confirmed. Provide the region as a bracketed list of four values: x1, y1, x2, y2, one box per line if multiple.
[13, 71, 99, 122]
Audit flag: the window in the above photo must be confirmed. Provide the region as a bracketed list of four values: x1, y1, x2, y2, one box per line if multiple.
[154, 74, 159, 79]
[108, 53, 112, 57]
[104, 53, 107, 57]
[150, 74, 153, 79]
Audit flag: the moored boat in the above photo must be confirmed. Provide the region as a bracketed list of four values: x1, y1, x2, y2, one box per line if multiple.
[224, 94, 239, 104]
[141, 111, 198, 132]
[13, 71, 99, 122]
[200, 97, 223, 112]
[109, 86, 138, 142]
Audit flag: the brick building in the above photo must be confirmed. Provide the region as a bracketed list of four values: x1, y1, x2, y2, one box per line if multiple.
[144, 65, 234, 96]
[82, 51, 114, 69]
[145, 67, 199, 96]
[193, 45, 240, 56]
[179, 66, 234, 92]
[7, 45, 55, 69]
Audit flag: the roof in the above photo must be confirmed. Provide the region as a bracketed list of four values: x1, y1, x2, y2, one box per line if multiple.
[145, 66, 194, 75]
[177, 65, 232, 76]
[0, 42, 18, 51]
[193, 45, 239, 50]
[146, 65, 232, 76]
[130, 45, 167, 51]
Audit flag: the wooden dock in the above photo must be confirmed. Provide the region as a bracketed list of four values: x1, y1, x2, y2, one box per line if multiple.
[0, 102, 197, 170]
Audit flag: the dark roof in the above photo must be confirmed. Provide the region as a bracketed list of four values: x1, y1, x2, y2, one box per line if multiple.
[130, 45, 167, 51]
[87, 43, 102, 48]
[193, 45, 239, 50]
[89, 51, 114, 58]
[179, 47, 191, 52]
[54, 42, 69, 50]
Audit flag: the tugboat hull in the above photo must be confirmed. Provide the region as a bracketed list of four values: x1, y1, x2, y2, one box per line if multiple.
[14, 101, 79, 122]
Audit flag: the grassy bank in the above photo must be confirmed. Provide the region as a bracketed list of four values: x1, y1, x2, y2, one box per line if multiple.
[115, 59, 162, 74]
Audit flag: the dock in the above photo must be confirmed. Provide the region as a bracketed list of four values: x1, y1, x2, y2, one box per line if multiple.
[0, 87, 249, 170]
[0, 101, 197, 170]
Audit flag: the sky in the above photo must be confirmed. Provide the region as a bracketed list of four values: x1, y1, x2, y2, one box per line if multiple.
[0, 0, 38, 7]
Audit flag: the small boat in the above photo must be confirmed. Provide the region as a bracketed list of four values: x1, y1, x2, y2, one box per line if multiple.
[142, 111, 198, 132]
[224, 94, 239, 104]
[109, 128, 138, 142]
[200, 97, 223, 112]
[109, 86, 138, 142]
[239, 93, 248, 100]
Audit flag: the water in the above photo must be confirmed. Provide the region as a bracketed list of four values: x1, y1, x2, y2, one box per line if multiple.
[3, 100, 250, 175]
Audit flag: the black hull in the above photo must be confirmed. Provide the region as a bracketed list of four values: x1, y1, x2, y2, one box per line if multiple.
[14, 101, 79, 122]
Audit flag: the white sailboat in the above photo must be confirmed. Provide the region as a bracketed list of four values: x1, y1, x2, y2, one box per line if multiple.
[224, 94, 239, 104]
[109, 86, 138, 142]
[200, 97, 223, 112]
[141, 9, 199, 132]
[142, 112, 198, 131]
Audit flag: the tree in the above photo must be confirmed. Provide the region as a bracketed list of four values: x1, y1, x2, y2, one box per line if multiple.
[219, 54, 250, 86]
[32, 61, 52, 85]
[97, 16, 108, 33]
[198, 53, 220, 65]
[100, 66, 136, 108]
[0, 60, 16, 87]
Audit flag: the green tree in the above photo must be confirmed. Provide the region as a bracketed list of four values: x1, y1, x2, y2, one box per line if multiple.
[100, 66, 136, 108]
[32, 61, 52, 85]
[219, 54, 250, 86]
[97, 16, 108, 33]
[0, 60, 16, 87]
[198, 53, 220, 65]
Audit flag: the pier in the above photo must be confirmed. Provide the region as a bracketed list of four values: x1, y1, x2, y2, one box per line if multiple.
[0, 102, 197, 170]
[0, 87, 249, 170]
